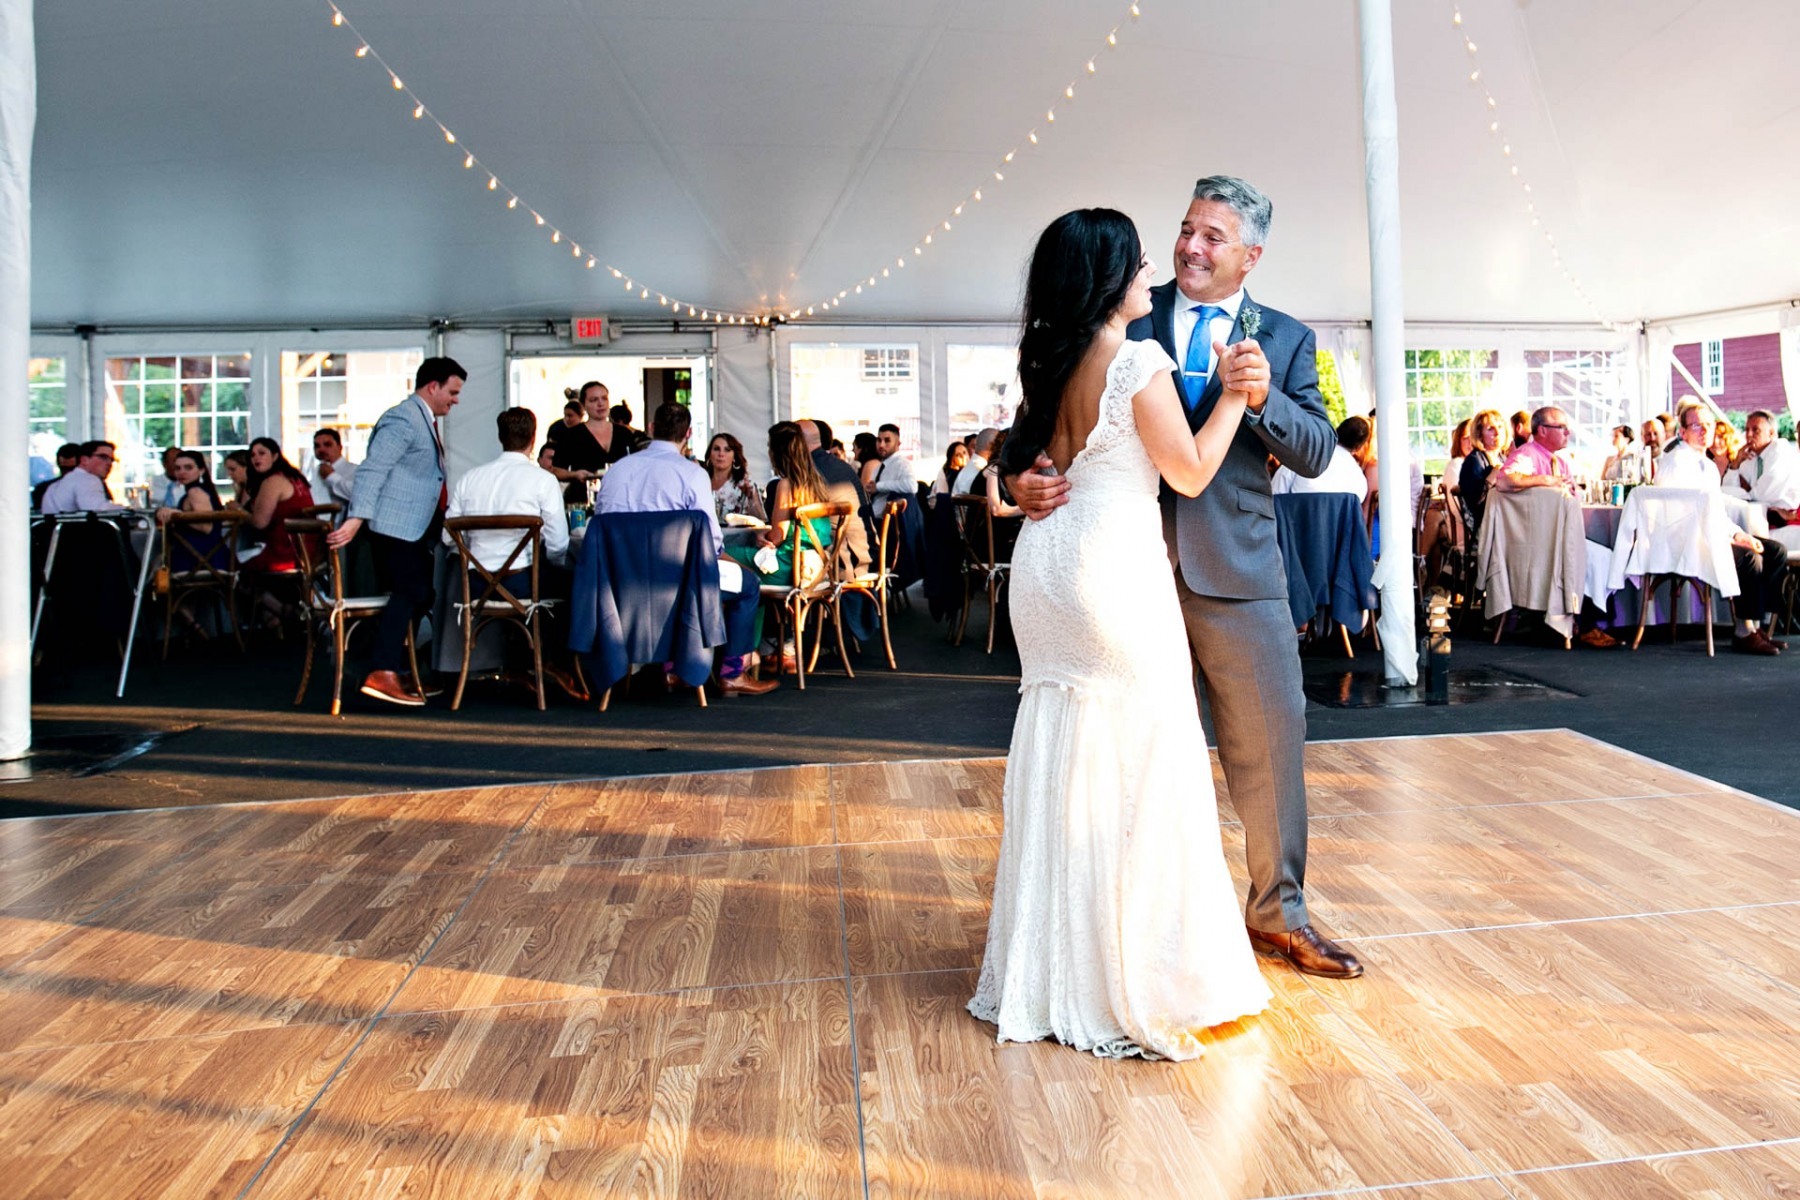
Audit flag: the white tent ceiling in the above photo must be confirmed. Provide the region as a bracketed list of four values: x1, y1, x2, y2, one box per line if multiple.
[29, 0, 1800, 330]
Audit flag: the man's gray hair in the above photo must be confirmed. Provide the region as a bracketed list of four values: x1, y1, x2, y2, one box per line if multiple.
[1748, 409, 1777, 427]
[1192, 175, 1273, 248]
[972, 427, 1000, 455]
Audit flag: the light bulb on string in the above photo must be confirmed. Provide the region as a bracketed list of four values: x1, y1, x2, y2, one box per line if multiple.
[506, 196, 518, 209]
[443, 128, 456, 143]
[355, 44, 369, 57]
[390, 74, 404, 90]
[463, 153, 474, 168]
[332, 8, 344, 25]
[487, 176, 497, 190]
[413, 104, 424, 119]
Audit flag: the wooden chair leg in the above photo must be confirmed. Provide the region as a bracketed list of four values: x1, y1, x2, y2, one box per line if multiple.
[985, 575, 999, 654]
[294, 613, 317, 706]
[792, 600, 808, 691]
[1702, 583, 1714, 657]
[879, 585, 897, 670]
[452, 611, 474, 711]
[1493, 610, 1506, 644]
[404, 626, 425, 697]
[530, 615, 547, 711]
[329, 614, 347, 718]
[954, 573, 972, 646]
[833, 598, 855, 678]
[1339, 623, 1355, 659]
[1631, 575, 1654, 650]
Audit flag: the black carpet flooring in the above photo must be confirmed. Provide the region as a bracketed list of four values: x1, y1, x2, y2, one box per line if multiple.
[8, 593, 1796, 819]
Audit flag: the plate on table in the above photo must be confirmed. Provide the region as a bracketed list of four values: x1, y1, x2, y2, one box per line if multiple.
[723, 514, 768, 529]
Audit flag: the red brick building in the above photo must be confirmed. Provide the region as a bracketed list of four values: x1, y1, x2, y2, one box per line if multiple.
[1670, 333, 1786, 413]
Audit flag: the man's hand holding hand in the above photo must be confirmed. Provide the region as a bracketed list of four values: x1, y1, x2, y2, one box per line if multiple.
[326, 516, 363, 548]
[1008, 453, 1070, 521]
[1216, 341, 1271, 412]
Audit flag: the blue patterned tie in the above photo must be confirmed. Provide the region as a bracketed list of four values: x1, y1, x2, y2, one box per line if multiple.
[1182, 304, 1228, 408]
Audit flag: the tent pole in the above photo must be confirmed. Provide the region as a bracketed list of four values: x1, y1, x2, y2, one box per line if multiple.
[1357, 0, 1415, 686]
[0, 0, 36, 760]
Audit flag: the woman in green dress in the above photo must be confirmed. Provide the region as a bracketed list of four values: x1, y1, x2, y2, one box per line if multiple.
[725, 421, 835, 667]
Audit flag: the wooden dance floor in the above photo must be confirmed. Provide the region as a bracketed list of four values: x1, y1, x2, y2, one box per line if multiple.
[4, 730, 1800, 1198]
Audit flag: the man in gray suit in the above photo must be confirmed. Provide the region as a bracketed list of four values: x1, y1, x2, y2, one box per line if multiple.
[328, 356, 464, 707]
[1011, 176, 1362, 979]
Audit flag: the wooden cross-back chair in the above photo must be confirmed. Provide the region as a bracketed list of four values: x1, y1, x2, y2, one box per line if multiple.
[157, 507, 250, 657]
[951, 495, 1013, 654]
[833, 497, 907, 673]
[287, 517, 422, 716]
[759, 500, 855, 690]
[442, 514, 559, 711]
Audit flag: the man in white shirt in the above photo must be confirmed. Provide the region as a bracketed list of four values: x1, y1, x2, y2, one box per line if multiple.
[1725, 410, 1800, 508]
[953, 427, 998, 495]
[309, 428, 359, 506]
[869, 423, 917, 515]
[1272, 435, 1368, 503]
[446, 407, 585, 697]
[1659, 405, 1787, 654]
[596, 402, 776, 696]
[39, 441, 124, 515]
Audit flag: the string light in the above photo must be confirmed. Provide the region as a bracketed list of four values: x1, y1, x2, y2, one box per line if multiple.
[322, 1, 762, 323]
[1450, 5, 1607, 323]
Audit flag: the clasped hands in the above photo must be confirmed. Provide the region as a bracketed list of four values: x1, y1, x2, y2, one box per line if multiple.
[1010, 340, 1270, 520]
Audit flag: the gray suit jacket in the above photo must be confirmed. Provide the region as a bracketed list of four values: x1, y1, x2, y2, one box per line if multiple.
[1128, 282, 1335, 600]
[348, 393, 447, 542]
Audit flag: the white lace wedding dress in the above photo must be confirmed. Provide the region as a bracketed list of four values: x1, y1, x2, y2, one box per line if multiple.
[967, 338, 1271, 1061]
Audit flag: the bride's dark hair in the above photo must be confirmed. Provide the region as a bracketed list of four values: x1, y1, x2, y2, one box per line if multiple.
[997, 207, 1144, 477]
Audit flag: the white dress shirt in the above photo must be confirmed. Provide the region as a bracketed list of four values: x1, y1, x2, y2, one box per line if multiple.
[1271, 445, 1369, 503]
[1656, 441, 1720, 492]
[1725, 439, 1800, 509]
[594, 439, 723, 557]
[1172, 287, 1245, 395]
[445, 450, 570, 571]
[871, 453, 917, 513]
[39, 467, 121, 515]
[310, 458, 358, 505]
[952, 454, 989, 497]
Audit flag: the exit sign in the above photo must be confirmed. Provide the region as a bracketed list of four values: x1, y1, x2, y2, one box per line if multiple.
[572, 315, 608, 344]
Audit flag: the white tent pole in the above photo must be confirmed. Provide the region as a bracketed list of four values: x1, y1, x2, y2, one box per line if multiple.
[0, 0, 36, 761]
[1668, 352, 1729, 426]
[1357, 0, 1415, 686]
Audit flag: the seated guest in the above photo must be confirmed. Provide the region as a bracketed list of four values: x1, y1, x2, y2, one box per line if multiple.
[446, 407, 585, 699]
[1659, 406, 1686, 453]
[309, 427, 358, 505]
[929, 442, 969, 506]
[241, 437, 315, 576]
[705, 432, 766, 522]
[38, 440, 123, 514]
[1443, 418, 1474, 502]
[222, 450, 251, 506]
[1658, 405, 1788, 654]
[599, 403, 776, 696]
[869, 422, 917, 517]
[1726, 410, 1799, 516]
[157, 446, 185, 509]
[1638, 419, 1664, 480]
[1457, 408, 1508, 533]
[983, 430, 1023, 519]
[1601, 424, 1637, 481]
[1510, 409, 1532, 450]
[954, 427, 999, 495]
[796, 418, 872, 570]
[1273, 419, 1370, 502]
[1711, 418, 1744, 480]
[154, 449, 226, 570]
[536, 442, 559, 472]
[1497, 406, 1618, 648]
[31, 442, 83, 510]
[853, 431, 880, 494]
[728, 422, 842, 673]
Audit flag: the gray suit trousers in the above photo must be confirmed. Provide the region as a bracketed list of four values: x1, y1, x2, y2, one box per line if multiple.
[1175, 576, 1310, 932]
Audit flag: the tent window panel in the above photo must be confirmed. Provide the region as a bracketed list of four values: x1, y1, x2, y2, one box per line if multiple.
[791, 343, 923, 460]
[103, 354, 253, 491]
[1523, 348, 1630, 470]
[1703, 340, 1724, 392]
[946, 344, 1020, 451]
[28, 357, 68, 460]
[281, 349, 424, 470]
[1403, 349, 1497, 476]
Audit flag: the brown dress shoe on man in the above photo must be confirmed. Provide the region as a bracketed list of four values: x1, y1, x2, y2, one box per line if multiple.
[360, 670, 425, 707]
[720, 672, 779, 697]
[1247, 924, 1364, 979]
[1577, 627, 1620, 649]
[1732, 631, 1782, 656]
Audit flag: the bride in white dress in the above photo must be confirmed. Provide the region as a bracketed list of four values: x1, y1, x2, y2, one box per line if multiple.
[968, 208, 1271, 1061]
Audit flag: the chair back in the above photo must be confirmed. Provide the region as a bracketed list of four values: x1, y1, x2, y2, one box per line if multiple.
[951, 495, 999, 571]
[443, 514, 544, 622]
[790, 500, 854, 590]
[284, 518, 339, 612]
[297, 502, 343, 524]
[875, 497, 908, 577]
[160, 508, 247, 584]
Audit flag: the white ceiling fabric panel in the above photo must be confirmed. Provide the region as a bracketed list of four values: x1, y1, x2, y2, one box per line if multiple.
[27, 0, 1800, 329]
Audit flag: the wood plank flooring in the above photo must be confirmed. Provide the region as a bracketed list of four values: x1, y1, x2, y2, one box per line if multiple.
[3, 732, 1800, 1197]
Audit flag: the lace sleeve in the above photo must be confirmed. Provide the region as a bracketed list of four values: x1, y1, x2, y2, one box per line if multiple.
[1131, 338, 1177, 385]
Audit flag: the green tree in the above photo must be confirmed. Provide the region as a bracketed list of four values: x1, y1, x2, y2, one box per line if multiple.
[1315, 350, 1347, 426]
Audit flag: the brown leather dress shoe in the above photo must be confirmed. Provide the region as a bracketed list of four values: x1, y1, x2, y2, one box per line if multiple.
[720, 672, 779, 697]
[1246, 924, 1364, 979]
[543, 665, 591, 702]
[1732, 631, 1782, 656]
[360, 670, 425, 707]
[397, 671, 444, 698]
[1577, 627, 1620, 649]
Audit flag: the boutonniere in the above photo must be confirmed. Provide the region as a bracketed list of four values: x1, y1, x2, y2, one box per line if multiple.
[1240, 305, 1263, 339]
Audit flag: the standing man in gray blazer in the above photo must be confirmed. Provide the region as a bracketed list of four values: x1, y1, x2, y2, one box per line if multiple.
[327, 356, 464, 707]
[1010, 176, 1362, 979]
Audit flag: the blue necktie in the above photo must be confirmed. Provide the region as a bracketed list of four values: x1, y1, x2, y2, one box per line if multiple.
[1182, 304, 1228, 408]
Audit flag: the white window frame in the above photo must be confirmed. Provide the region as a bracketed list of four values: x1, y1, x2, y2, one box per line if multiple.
[1703, 339, 1724, 392]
